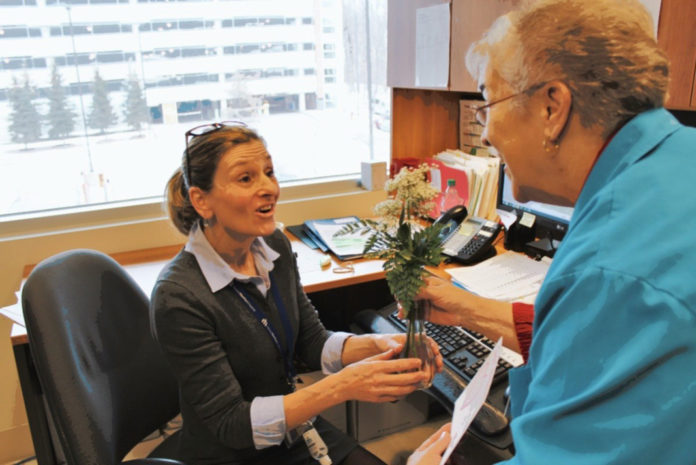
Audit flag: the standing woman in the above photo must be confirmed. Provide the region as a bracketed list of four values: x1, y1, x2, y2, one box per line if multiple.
[417, 0, 696, 463]
[151, 123, 434, 465]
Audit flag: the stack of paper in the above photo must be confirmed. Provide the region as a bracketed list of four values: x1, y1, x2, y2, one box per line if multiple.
[432, 150, 500, 220]
[446, 251, 550, 304]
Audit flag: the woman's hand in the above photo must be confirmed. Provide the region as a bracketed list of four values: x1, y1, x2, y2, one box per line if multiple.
[407, 423, 452, 465]
[368, 333, 444, 374]
[408, 276, 520, 353]
[333, 349, 429, 403]
[341, 333, 403, 366]
[372, 333, 406, 354]
[411, 277, 469, 327]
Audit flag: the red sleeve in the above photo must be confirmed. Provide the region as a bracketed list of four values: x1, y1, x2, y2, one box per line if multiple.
[512, 302, 534, 363]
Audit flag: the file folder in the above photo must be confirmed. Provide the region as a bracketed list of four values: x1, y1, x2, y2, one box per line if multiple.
[286, 224, 325, 251]
[303, 216, 367, 261]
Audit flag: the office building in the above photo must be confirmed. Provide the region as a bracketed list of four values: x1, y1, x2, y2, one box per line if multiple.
[1, 0, 345, 131]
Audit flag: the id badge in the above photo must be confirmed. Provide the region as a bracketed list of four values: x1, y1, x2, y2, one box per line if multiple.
[284, 420, 312, 448]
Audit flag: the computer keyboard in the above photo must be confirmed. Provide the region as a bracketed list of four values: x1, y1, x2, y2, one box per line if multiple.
[387, 309, 523, 386]
[351, 305, 517, 452]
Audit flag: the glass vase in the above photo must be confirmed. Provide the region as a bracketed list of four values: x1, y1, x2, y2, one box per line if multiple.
[400, 299, 436, 389]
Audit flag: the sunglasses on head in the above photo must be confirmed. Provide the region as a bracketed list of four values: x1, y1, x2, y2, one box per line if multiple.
[184, 121, 247, 187]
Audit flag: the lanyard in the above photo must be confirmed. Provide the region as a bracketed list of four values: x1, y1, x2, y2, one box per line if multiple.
[233, 274, 296, 388]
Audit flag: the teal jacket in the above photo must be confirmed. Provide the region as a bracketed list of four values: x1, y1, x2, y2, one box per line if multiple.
[506, 109, 696, 464]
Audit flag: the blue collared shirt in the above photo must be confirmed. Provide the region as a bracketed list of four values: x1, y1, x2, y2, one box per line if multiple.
[505, 109, 696, 464]
[185, 224, 350, 449]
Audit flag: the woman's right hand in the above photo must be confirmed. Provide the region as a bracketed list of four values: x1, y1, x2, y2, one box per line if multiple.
[404, 276, 468, 327]
[333, 349, 429, 403]
[407, 423, 452, 465]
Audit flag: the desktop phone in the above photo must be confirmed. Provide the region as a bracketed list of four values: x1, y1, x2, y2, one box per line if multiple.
[434, 205, 502, 265]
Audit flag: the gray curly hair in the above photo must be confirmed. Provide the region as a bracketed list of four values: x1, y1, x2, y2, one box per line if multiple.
[466, 0, 669, 136]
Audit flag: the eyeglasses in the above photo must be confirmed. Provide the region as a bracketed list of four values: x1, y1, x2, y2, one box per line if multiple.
[469, 82, 547, 126]
[184, 121, 246, 187]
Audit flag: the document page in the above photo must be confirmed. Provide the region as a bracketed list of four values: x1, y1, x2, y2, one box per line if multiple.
[0, 291, 24, 326]
[440, 338, 502, 465]
[446, 251, 550, 304]
[305, 217, 368, 259]
[414, 3, 450, 88]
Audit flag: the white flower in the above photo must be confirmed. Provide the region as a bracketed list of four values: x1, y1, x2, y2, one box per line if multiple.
[376, 163, 438, 224]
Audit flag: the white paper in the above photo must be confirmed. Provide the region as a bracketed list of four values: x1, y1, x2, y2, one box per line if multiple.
[440, 338, 503, 465]
[125, 260, 169, 294]
[519, 211, 536, 228]
[446, 251, 550, 303]
[0, 292, 25, 326]
[496, 209, 517, 230]
[430, 167, 442, 192]
[638, 0, 662, 37]
[313, 221, 368, 256]
[415, 3, 450, 88]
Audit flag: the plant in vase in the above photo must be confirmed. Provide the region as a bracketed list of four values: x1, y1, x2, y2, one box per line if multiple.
[338, 163, 445, 388]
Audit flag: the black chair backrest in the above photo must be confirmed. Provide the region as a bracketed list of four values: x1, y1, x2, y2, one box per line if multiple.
[22, 249, 179, 465]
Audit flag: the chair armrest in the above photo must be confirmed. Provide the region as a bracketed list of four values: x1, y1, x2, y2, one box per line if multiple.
[122, 459, 187, 465]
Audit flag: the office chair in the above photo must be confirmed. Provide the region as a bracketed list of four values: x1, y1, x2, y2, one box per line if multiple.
[21, 249, 185, 465]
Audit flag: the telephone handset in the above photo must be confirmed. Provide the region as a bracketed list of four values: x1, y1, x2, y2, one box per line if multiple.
[434, 205, 502, 265]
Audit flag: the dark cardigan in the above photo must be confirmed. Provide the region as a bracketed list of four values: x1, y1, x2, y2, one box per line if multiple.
[150, 230, 355, 464]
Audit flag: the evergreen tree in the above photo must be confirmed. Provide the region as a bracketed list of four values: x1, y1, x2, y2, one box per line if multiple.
[88, 69, 116, 134]
[123, 74, 149, 131]
[46, 62, 76, 140]
[8, 75, 42, 149]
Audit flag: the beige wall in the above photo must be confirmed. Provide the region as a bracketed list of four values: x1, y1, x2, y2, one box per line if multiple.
[0, 186, 385, 462]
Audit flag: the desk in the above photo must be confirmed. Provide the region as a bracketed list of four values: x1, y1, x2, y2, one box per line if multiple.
[10, 229, 508, 465]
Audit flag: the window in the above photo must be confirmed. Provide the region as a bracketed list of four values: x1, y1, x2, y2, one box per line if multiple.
[235, 17, 257, 27]
[1, 57, 46, 70]
[0, 0, 390, 217]
[92, 24, 120, 34]
[96, 51, 126, 63]
[0, 26, 29, 38]
[1, 0, 36, 5]
[179, 19, 204, 29]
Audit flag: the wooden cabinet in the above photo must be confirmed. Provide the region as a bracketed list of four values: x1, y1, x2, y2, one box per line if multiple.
[388, 0, 696, 106]
[657, 0, 696, 109]
[390, 88, 463, 161]
[387, 0, 518, 92]
[388, 0, 696, 166]
[387, 0, 518, 162]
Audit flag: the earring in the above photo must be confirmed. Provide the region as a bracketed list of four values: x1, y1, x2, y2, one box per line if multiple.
[543, 138, 560, 152]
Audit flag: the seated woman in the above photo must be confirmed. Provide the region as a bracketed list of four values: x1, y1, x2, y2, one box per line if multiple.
[151, 122, 439, 465]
